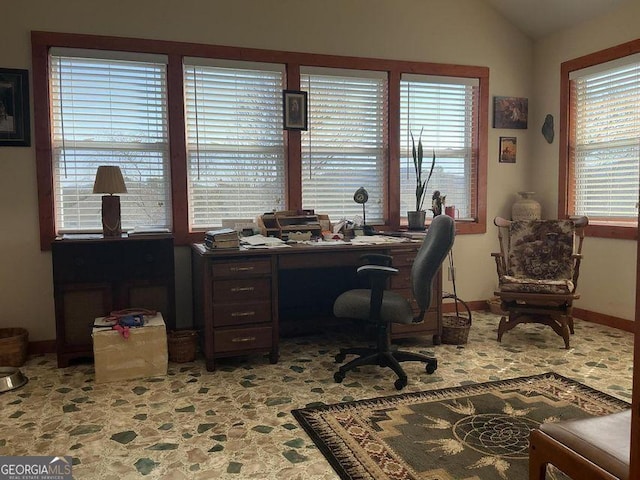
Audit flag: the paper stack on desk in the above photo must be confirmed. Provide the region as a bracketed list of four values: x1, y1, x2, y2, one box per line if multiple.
[204, 228, 240, 250]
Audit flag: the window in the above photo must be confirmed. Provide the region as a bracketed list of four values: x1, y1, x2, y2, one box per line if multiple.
[301, 68, 387, 223]
[34, 32, 488, 248]
[568, 55, 640, 222]
[184, 59, 286, 230]
[400, 74, 479, 220]
[50, 49, 171, 233]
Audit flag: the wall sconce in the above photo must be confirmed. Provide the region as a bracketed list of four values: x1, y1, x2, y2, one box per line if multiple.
[93, 166, 127, 237]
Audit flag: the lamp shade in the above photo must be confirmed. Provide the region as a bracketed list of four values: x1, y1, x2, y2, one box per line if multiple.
[93, 166, 127, 195]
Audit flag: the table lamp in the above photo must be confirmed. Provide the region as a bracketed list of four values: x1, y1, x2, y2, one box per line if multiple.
[93, 165, 127, 237]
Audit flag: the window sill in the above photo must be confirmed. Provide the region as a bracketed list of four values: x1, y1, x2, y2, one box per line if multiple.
[585, 222, 637, 240]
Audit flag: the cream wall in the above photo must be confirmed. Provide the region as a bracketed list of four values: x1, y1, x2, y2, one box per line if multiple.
[532, 0, 640, 320]
[0, 0, 535, 341]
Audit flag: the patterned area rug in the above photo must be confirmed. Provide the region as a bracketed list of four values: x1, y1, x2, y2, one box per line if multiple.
[292, 373, 629, 480]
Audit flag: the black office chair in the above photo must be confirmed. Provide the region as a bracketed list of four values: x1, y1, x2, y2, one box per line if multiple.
[333, 214, 455, 390]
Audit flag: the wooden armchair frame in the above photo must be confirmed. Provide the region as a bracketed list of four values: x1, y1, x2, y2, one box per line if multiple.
[491, 216, 588, 349]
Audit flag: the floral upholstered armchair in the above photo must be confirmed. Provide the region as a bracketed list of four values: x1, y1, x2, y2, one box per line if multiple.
[491, 216, 588, 349]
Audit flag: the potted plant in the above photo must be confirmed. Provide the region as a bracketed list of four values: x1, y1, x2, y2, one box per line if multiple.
[407, 129, 436, 230]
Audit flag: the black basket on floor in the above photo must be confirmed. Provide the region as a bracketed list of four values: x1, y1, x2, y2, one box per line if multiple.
[441, 293, 472, 345]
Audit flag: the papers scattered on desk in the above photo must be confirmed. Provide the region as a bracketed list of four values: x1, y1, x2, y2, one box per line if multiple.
[240, 234, 290, 249]
[349, 235, 410, 245]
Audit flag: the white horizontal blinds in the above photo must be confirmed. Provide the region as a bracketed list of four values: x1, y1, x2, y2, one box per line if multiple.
[49, 50, 171, 233]
[184, 59, 286, 230]
[300, 68, 387, 223]
[571, 59, 640, 220]
[400, 75, 479, 220]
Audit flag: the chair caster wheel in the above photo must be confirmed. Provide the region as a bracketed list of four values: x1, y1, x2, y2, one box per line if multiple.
[394, 377, 407, 390]
[334, 371, 345, 383]
[335, 353, 346, 363]
[425, 361, 437, 374]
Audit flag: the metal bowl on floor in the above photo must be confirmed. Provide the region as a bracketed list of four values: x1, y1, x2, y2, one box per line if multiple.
[0, 367, 28, 393]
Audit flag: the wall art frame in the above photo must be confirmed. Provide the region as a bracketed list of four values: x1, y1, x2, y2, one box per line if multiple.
[283, 90, 308, 130]
[0, 68, 30, 146]
[493, 96, 528, 129]
[499, 136, 517, 163]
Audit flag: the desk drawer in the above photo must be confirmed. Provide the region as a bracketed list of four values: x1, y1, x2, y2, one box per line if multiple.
[390, 268, 412, 290]
[391, 248, 419, 267]
[279, 250, 383, 269]
[213, 302, 271, 327]
[214, 325, 272, 353]
[213, 278, 271, 302]
[212, 258, 271, 279]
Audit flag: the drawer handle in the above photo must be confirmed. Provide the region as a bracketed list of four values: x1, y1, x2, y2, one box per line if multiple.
[231, 311, 256, 317]
[231, 286, 254, 293]
[231, 336, 256, 343]
[230, 266, 254, 272]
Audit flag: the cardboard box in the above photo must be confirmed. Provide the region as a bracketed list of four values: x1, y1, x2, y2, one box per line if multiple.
[92, 313, 168, 383]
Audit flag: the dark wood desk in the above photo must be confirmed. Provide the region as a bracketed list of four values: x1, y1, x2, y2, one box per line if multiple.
[191, 240, 442, 371]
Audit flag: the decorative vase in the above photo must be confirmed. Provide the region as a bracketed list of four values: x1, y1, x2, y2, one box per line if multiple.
[511, 191, 541, 220]
[407, 210, 426, 231]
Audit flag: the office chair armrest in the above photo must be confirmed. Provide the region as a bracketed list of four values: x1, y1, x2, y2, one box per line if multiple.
[356, 264, 398, 280]
[359, 253, 393, 267]
[355, 265, 398, 325]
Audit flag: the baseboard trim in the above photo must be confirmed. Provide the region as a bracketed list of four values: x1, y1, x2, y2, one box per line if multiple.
[28, 340, 56, 355]
[573, 307, 634, 333]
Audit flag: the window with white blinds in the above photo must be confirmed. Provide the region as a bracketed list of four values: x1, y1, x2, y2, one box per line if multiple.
[569, 55, 640, 220]
[300, 68, 387, 223]
[400, 74, 479, 220]
[50, 49, 171, 233]
[184, 59, 286, 230]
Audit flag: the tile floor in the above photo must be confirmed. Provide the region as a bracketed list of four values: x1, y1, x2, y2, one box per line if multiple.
[0, 312, 633, 479]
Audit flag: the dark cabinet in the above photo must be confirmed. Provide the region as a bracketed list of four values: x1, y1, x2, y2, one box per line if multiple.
[52, 235, 175, 367]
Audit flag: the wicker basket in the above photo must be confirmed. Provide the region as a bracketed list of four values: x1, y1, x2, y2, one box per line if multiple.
[167, 330, 198, 363]
[441, 294, 472, 345]
[0, 328, 29, 367]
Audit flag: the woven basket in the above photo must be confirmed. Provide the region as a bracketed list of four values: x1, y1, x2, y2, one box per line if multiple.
[0, 328, 29, 367]
[442, 294, 472, 345]
[167, 330, 198, 363]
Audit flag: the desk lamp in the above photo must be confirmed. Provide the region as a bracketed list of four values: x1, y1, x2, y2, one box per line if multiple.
[93, 165, 127, 237]
[353, 187, 374, 235]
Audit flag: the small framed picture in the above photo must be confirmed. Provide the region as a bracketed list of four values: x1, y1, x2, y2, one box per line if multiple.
[493, 96, 528, 129]
[499, 136, 517, 163]
[0, 68, 30, 146]
[283, 90, 307, 130]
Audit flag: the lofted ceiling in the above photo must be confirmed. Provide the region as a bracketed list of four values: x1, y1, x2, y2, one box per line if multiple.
[483, 0, 630, 39]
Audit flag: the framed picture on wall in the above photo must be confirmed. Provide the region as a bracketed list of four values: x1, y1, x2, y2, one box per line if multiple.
[283, 90, 308, 130]
[499, 136, 517, 163]
[493, 96, 528, 129]
[0, 68, 30, 146]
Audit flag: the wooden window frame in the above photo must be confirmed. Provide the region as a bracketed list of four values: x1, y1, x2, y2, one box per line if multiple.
[560, 38, 640, 240]
[32, 31, 489, 250]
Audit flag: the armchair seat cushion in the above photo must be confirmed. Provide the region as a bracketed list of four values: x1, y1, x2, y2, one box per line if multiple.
[333, 289, 414, 325]
[499, 275, 574, 294]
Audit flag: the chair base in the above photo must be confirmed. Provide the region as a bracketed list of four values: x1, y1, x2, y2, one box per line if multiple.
[497, 308, 574, 349]
[334, 346, 437, 390]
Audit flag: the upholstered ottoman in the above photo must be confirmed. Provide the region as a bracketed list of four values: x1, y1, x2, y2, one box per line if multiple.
[529, 410, 631, 480]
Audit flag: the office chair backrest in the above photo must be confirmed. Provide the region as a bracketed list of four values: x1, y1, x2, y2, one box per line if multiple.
[411, 214, 455, 313]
